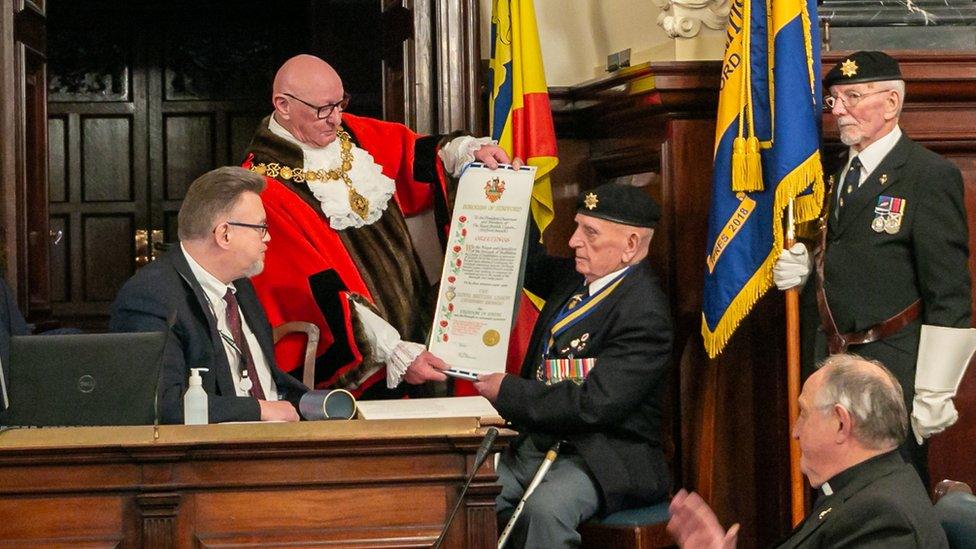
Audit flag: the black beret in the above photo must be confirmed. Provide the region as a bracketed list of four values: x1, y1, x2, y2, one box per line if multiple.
[576, 183, 661, 228]
[824, 51, 902, 89]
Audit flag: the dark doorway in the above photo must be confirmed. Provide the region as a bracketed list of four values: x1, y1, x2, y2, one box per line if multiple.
[46, 0, 383, 329]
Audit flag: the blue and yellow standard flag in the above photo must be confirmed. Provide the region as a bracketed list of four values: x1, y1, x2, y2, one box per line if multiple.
[701, 0, 824, 357]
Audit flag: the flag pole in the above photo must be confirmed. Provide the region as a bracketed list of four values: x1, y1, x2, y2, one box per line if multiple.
[785, 199, 805, 526]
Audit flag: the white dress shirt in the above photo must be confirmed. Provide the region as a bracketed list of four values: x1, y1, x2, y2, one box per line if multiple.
[181, 244, 278, 400]
[587, 266, 631, 296]
[840, 125, 902, 196]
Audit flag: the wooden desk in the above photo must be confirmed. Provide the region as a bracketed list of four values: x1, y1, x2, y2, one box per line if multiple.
[0, 418, 510, 548]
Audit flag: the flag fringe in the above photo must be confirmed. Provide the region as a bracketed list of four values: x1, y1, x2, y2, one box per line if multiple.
[702, 151, 823, 358]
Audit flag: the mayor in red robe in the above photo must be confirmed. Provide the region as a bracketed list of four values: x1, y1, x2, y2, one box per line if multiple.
[243, 54, 512, 399]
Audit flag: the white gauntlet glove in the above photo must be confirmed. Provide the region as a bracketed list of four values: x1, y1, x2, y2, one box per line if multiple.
[437, 136, 497, 178]
[349, 301, 424, 389]
[772, 243, 811, 291]
[911, 325, 976, 444]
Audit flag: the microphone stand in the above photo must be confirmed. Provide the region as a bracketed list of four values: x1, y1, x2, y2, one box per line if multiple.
[432, 427, 499, 549]
[497, 441, 561, 549]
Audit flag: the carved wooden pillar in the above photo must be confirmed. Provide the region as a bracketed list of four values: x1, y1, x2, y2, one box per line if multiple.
[0, 0, 48, 315]
[137, 492, 180, 549]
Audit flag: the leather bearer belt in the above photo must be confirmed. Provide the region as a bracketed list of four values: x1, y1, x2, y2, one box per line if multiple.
[813, 191, 922, 354]
[816, 288, 921, 354]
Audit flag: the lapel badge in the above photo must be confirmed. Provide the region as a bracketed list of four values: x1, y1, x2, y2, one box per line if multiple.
[818, 507, 833, 520]
[570, 334, 590, 352]
[879, 173, 888, 186]
[567, 293, 585, 310]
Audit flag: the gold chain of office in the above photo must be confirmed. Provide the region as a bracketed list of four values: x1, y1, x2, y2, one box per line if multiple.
[249, 129, 370, 219]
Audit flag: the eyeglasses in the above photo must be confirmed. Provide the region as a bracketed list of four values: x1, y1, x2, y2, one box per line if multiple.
[283, 92, 350, 119]
[823, 89, 892, 111]
[224, 221, 269, 237]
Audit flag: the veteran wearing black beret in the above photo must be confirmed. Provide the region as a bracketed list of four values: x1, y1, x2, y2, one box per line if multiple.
[773, 50, 974, 486]
[473, 182, 673, 547]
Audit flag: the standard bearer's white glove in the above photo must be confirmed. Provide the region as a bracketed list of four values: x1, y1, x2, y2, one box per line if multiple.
[911, 325, 976, 444]
[772, 243, 811, 291]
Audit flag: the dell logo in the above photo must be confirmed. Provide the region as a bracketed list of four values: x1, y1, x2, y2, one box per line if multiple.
[78, 375, 96, 393]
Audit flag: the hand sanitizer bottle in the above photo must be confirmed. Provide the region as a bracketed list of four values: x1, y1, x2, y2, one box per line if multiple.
[183, 367, 209, 425]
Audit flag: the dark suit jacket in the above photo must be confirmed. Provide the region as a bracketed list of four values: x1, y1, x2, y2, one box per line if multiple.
[496, 252, 673, 515]
[778, 451, 948, 548]
[1, 279, 29, 408]
[802, 134, 972, 397]
[109, 247, 307, 424]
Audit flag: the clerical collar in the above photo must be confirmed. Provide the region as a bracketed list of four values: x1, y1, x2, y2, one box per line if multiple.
[818, 449, 900, 498]
[588, 266, 630, 296]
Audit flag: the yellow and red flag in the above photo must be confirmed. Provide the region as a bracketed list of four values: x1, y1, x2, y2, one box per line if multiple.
[489, 0, 558, 376]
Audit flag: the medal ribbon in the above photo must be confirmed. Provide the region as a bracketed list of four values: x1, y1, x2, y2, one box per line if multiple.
[541, 357, 596, 385]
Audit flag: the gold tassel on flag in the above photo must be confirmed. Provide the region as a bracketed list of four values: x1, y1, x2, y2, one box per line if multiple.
[728, 0, 763, 193]
[731, 136, 748, 191]
[745, 136, 763, 191]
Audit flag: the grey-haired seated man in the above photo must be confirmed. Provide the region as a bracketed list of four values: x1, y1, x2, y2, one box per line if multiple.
[110, 167, 308, 423]
[668, 354, 948, 548]
[474, 183, 673, 548]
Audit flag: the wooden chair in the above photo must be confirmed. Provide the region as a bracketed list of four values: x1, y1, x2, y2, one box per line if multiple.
[580, 366, 678, 548]
[579, 502, 673, 548]
[934, 479, 976, 549]
[272, 321, 320, 388]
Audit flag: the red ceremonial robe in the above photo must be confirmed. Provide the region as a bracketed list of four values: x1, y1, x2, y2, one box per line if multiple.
[243, 113, 451, 398]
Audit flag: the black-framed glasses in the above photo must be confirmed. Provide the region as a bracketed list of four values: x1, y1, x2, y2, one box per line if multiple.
[823, 88, 892, 111]
[224, 221, 269, 237]
[283, 92, 350, 119]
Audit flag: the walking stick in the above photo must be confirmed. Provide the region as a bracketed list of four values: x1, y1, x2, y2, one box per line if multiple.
[497, 442, 561, 549]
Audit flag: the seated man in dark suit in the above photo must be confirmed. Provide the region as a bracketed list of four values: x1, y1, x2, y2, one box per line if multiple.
[474, 183, 672, 547]
[1, 278, 30, 409]
[668, 354, 948, 548]
[110, 166, 307, 423]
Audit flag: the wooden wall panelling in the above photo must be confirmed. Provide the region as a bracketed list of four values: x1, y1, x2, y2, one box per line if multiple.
[47, 2, 306, 327]
[46, 5, 144, 327]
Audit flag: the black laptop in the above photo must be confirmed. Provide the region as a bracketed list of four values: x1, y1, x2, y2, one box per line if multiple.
[0, 331, 167, 427]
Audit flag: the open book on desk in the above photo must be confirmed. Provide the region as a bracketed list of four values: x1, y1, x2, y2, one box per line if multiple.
[355, 396, 504, 426]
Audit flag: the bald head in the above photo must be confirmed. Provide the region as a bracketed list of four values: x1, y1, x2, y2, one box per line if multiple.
[271, 54, 346, 148]
[273, 54, 342, 99]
